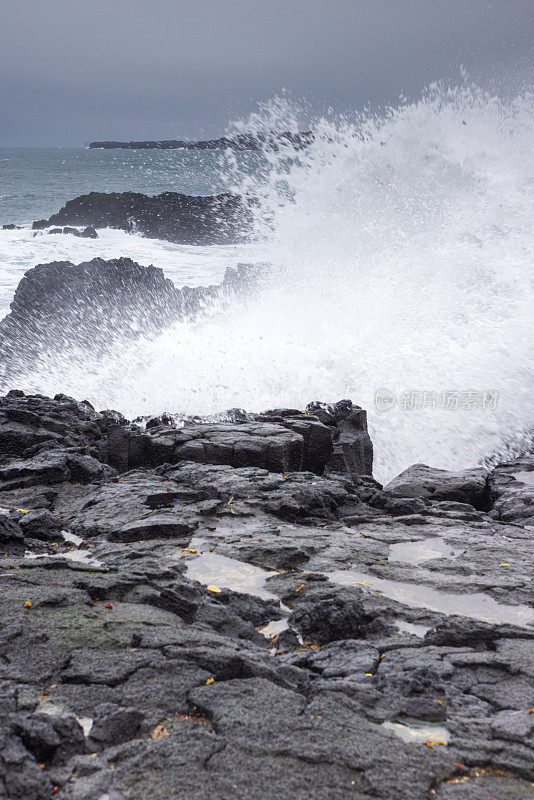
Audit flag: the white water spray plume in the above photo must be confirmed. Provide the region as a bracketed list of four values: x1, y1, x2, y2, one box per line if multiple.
[8, 83, 534, 481]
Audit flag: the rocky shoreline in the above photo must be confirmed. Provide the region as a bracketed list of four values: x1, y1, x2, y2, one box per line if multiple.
[0, 389, 532, 799]
[31, 191, 253, 245]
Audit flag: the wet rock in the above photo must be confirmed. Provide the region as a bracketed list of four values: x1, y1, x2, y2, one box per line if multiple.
[0, 450, 115, 491]
[307, 399, 374, 478]
[424, 618, 534, 648]
[0, 718, 53, 800]
[33, 190, 253, 245]
[186, 678, 445, 800]
[305, 639, 380, 677]
[141, 420, 305, 473]
[62, 225, 98, 238]
[0, 515, 25, 556]
[19, 509, 63, 541]
[383, 463, 489, 510]
[0, 259, 183, 385]
[237, 543, 316, 569]
[87, 703, 144, 747]
[51, 471, 199, 540]
[153, 578, 280, 643]
[252, 408, 335, 474]
[0, 260, 263, 386]
[82, 225, 98, 238]
[0, 388, 532, 798]
[289, 588, 390, 644]
[160, 461, 357, 522]
[11, 711, 84, 763]
[383, 496, 428, 516]
[0, 392, 105, 457]
[110, 514, 198, 543]
[2, 224, 22, 230]
[488, 455, 534, 522]
[472, 676, 534, 710]
[275, 628, 300, 651]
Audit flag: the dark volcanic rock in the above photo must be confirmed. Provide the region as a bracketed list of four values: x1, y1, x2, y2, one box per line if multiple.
[157, 461, 358, 522]
[307, 400, 374, 477]
[0, 392, 357, 485]
[0, 391, 110, 458]
[383, 463, 489, 510]
[0, 258, 262, 386]
[89, 131, 314, 151]
[488, 455, 534, 522]
[289, 588, 389, 644]
[0, 258, 181, 383]
[33, 190, 253, 245]
[215, 400, 373, 479]
[2, 223, 22, 230]
[87, 703, 144, 747]
[0, 390, 532, 799]
[0, 515, 26, 556]
[61, 225, 98, 238]
[18, 509, 63, 541]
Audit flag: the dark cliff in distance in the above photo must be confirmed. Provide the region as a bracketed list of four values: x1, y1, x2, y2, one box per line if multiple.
[89, 131, 314, 151]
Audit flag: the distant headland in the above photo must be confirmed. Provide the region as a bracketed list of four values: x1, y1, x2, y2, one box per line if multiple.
[89, 131, 314, 150]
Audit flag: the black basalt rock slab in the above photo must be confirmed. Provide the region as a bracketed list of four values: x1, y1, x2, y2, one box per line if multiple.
[0, 389, 532, 799]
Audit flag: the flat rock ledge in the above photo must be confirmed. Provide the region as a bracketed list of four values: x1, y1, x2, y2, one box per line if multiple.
[0, 391, 532, 800]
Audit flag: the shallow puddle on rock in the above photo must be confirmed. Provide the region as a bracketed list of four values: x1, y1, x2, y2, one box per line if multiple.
[381, 720, 449, 745]
[62, 530, 84, 547]
[514, 471, 534, 488]
[395, 620, 431, 638]
[328, 569, 534, 628]
[76, 716, 94, 737]
[25, 549, 102, 567]
[62, 549, 102, 566]
[258, 617, 289, 639]
[185, 550, 279, 601]
[389, 538, 460, 564]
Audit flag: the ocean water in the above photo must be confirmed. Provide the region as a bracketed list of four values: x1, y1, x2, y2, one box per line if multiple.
[0, 146, 261, 315]
[1, 84, 533, 481]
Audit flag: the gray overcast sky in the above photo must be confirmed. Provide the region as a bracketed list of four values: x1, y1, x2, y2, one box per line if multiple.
[0, 0, 532, 146]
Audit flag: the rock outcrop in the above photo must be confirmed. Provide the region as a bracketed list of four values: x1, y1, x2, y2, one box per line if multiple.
[0, 258, 262, 387]
[89, 131, 314, 151]
[383, 463, 490, 510]
[32, 191, 253, 245]
[0, 390, 532, 800]
[47, 226, 98, 239]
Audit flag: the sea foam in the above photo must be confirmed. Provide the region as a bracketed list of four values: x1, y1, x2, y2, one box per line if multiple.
[4, 83, 534, 480]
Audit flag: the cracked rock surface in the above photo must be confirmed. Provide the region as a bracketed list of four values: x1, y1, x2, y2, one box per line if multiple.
[0, 391, 532, 800]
